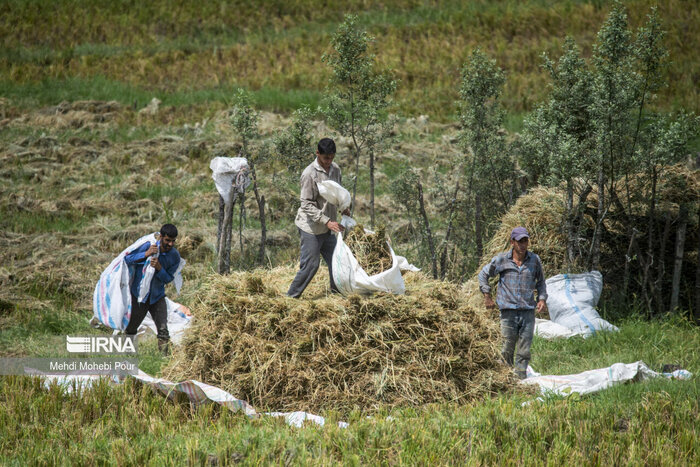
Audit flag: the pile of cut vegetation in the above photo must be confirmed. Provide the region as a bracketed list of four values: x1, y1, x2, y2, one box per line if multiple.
[344, 225, 393, 275]
[464, 165, 699, 309]
[163, 266, 514, 413]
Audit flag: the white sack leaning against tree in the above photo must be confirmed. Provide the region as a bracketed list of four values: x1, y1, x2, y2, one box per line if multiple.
[317, 180, 419, 295]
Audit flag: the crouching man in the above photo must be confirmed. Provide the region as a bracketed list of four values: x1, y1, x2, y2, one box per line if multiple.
[287, 138, 350, 298]
[478, 227, 547, 379]
[124, 223, 181, 354]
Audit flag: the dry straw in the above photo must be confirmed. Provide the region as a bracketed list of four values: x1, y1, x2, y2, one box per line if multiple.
[343, 225, 393, 276]
[163, 266, 515, 414]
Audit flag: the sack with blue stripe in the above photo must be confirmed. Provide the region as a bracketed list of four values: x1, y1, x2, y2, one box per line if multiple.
[545, 271, 618, 337]
[93, 232, 160, 330]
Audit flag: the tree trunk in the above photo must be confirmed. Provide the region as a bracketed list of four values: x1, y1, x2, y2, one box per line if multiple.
[591, 168, 605, 270]
[475, 194, 483, 261]
[440, 180, 460, 280]
[250, 164, 266, 266]
[670, 205, 688, 313]
[238, 193, 245, 261]
[369, 149, 375, 229]
[417, 179, 437, 279]
[622, 228, 637, 298]
[654, 213, 672, 314]
[217, 191, 237, 274]
[216, 195, 225, 254]
[351, 146, 360, 217]
[565, 181, 575, 272]
[694, 208, 700, 324]
[572, 184, 592, 260]
[645, 166, 658, 312]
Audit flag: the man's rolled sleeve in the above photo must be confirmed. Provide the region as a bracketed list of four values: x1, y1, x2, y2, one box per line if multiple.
[478, 260, 496, 295]
[535, 256, 547, 302]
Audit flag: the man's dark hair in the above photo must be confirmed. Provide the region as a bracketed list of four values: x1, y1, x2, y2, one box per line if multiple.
[160, 223, 178, 238]
[317, 138, 336, 155]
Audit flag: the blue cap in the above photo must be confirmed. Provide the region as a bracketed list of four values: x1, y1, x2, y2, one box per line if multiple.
[511, 226, 529, 241]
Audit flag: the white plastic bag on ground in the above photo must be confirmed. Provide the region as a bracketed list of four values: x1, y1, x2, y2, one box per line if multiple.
[521, 361, 692, 396]
[332, 228, 419, 296]
[138, 297, 192, 344]
[317, 180, 351, 212]
[210, 157, 250, 205]
[534, 318, 583, 339]
[544, 271, 618, 337]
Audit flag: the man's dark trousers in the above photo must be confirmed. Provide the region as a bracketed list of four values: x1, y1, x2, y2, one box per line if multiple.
[125, 294, 169, 353]
[287, 229, 339, 298]
[500, 308, 535, 380]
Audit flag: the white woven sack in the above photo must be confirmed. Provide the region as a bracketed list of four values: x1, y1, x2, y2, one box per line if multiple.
[210, 157, 250, 205]
[93, 233, 157, 330]
[332, 228, 419, 296]
[93, 233, 185, 331]
[545, 271, 618, 337]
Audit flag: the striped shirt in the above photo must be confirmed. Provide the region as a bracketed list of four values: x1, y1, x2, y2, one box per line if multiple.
[478, 250, 547, 311]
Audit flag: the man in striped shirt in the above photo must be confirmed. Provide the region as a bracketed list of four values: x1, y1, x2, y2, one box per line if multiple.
[478, 226, 547, 379]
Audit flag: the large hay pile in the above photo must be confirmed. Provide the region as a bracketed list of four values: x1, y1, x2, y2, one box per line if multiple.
[478, 166, 699, 277]
[465, 165, 699, 310]
[163, 266, 514, 413]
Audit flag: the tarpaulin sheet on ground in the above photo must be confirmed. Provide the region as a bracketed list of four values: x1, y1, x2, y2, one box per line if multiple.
[38, 370, 345, 428]
[37, 361, 690, 426]
[522, 361, 692, 396]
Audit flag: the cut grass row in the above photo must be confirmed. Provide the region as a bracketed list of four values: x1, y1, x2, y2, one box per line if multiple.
[1, 0, 697, 119]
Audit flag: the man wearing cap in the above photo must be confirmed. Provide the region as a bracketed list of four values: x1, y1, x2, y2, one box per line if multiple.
[478, 226, 547, 379]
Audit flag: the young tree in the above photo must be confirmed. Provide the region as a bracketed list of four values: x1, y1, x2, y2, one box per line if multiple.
[459, 48, 514, 260]
[273, 105, 315, 179]
[589, 2, 638, 270]
[230, 89, 267, 267]
[390, 169, 438, 278]
[521, 38, 595, 270]
[323, 14, 397, 227]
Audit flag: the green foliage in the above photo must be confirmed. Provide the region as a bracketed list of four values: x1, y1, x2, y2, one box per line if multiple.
[591, 2, 638, 186]
[273, 105, 315, 177]
[459, 48, 514, 208]
[519, 1, 699, 306]
[323, 15, 397, 141]
[323, 14, 398, 215]
[230, 89, 259, 158]
[522, 38, 595, 187]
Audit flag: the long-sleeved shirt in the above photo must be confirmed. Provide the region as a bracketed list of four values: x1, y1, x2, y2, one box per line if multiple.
[478, 249, 547, 311]
[294, 159, 342, 235]
[124, 241, 181, 304]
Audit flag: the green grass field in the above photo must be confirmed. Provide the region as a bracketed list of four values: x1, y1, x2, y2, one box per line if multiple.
[1, 0, 699, 464]
[1, 319, 698, 465]
[1, 0, 698, 120]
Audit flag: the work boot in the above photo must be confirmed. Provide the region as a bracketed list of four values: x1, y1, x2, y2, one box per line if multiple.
[157, 338, 171, 356]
